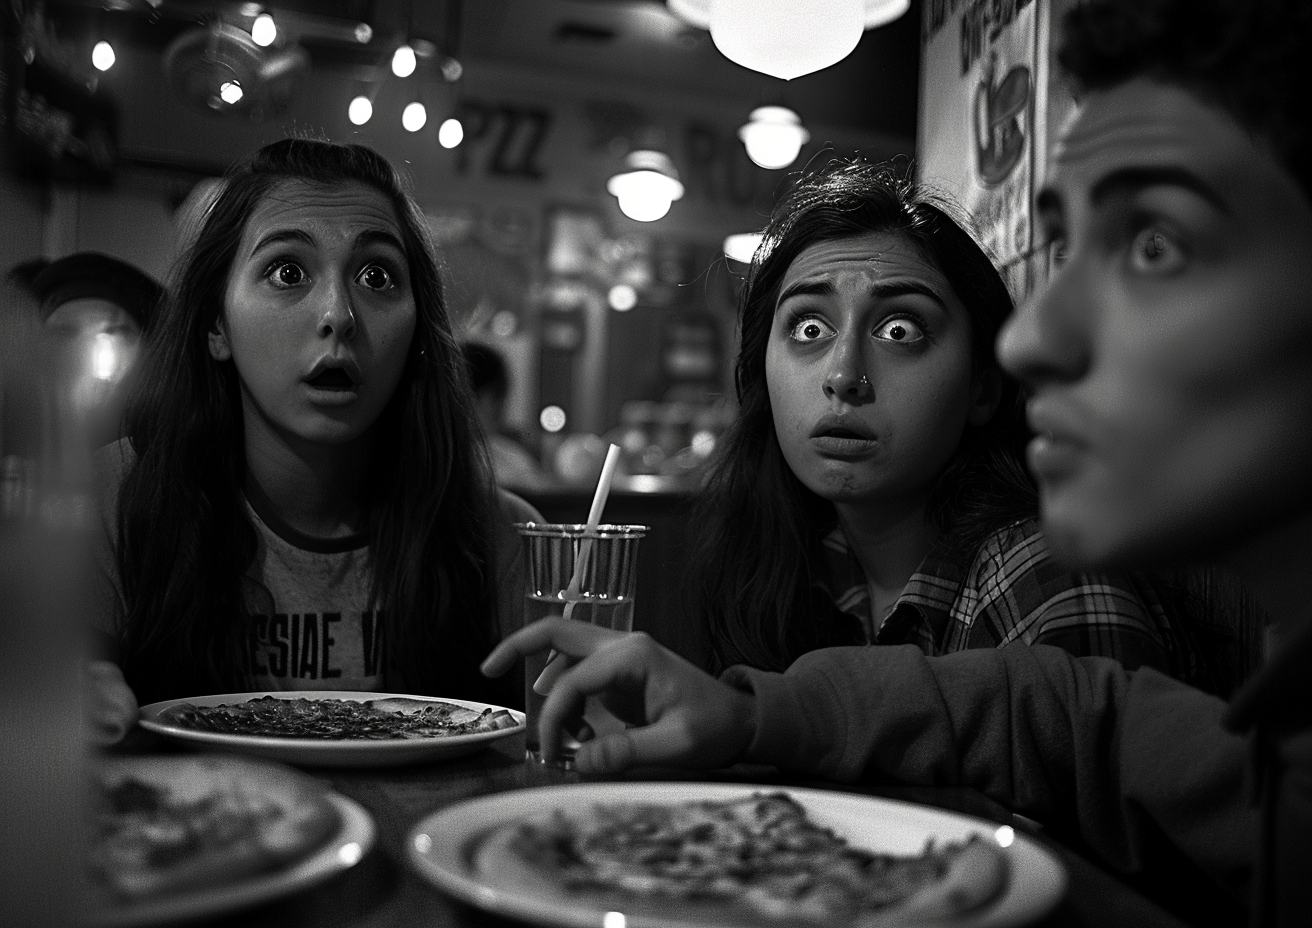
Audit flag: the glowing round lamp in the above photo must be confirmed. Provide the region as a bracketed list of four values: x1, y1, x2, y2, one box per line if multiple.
[722, 232, 763, 265]
[438, 117, 464, 148]
[669, 0, 909, 31]
[348, 96, 372, 125]
[219, 81, 244, 105]
[711, 0, 863, 80]
[402, 102, 427, 132]
[606, 150, 685, 223]
[251, 13, 276, 47]
[392, 44, 417, 78]
[738, 106, 809, 169]
[92, 41, 115, 71]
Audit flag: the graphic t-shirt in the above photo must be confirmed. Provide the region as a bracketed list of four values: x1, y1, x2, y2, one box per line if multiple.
[91, 439, 538, 696]
[239, 479, 384, 691]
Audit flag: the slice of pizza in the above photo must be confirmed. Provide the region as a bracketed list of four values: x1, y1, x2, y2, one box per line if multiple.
[88, 754, 340, 901]
[475, 792, 1008, 926]
[157, 695, 518, 740]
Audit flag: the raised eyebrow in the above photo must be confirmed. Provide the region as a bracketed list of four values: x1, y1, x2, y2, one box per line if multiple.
[355, 228, 408, 255]
[776, 279, 835, 306]
[868, 280, 946, 306]
[250, 228, 314, 256]
[1089, 166, 1230, 214]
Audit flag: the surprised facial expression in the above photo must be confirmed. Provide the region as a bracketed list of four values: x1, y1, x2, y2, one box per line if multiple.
[765, 232, 996, 513]
[997, 78, 1312, 569]
[213, 180, 417, 453]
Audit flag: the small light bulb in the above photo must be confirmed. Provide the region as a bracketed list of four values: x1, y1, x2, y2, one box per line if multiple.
[91, 41, 115, 71]
[219, 81, 244, 104]
[540, 406, 567, 433]
[251, 13, 276, 47]
[402, 101, 427, 132]
[392, 44, 417, 78]
[91, 333, 118, 380]
[437, 117, 463, 148]
[348, 95, 372, 126]
[608, 284, 637, 312]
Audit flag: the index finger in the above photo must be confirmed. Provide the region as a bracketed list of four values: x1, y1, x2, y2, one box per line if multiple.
[481, 617, 619, 678]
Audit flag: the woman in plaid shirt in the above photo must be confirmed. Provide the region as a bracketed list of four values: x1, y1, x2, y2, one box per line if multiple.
[685, 161, 1222, 692]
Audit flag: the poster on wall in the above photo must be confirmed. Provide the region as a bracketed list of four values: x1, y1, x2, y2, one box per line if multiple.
[917, 0, 1049, 300]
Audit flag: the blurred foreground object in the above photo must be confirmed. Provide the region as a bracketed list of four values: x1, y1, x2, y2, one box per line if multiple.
[31, 252, 162, 450]
[0, 281, 94, 925]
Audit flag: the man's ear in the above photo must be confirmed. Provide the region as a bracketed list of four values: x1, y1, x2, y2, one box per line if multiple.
[207, 317, 231, 362]
[968, 367, 1003, 427]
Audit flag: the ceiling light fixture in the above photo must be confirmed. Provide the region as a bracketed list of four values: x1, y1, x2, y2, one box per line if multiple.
[402, 101, 427, 132]
[668, 0, 909, 79]
[392, 44, 417, 77]
[251, 12, 276, 47]
[607, 150, 685, 222]
[738, 106, 809, 169]
[438, 117, 463, 148]
[723, 232, 763, 264]
[348, 95, 373, 125]
[91, 40, 116, 71]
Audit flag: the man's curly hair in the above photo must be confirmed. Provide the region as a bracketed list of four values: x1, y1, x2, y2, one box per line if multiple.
[1058, 0, 1312, 200]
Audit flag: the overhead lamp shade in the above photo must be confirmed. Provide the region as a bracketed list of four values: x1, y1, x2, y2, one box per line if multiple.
[607, 150, 685, 223]
[711, 0, 863, 80]
[738, 106, 810, 169]
[669, 0, 909, 31]
[723, 232, 763, 265]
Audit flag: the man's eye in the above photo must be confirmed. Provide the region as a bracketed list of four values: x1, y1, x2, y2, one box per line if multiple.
[356, 263, 394, 291]
[268, 261, 306, 287]
[1129, 226, 1185, 272]
[788, 316, 834, 341]
[874, 317, 924, 343]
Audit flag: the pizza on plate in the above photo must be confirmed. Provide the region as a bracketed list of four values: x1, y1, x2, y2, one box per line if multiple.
[157, 695, 519, 740]
[475, 791, 1008, 926]
[88, 754, 340, 902]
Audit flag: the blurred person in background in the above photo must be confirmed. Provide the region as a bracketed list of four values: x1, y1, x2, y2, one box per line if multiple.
[461, 339, 555, 491]
[685, 160, 1221, 689]
[30, 252, 162, 450]
[485, 0, 1312, 924]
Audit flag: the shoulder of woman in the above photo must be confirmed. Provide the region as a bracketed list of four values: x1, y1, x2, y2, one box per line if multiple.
[963, 516, 1051, 582]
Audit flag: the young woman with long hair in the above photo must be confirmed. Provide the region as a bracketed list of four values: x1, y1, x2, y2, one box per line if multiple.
[91, 138, 537, 712]
[687, 159, 1215, 687]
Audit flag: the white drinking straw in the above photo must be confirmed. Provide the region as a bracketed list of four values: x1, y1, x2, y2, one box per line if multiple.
[533, 443, 621, 695]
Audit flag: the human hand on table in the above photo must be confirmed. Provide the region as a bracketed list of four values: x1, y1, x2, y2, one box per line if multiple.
[481, 618, 757, 775]
[85, 660, 137, 746]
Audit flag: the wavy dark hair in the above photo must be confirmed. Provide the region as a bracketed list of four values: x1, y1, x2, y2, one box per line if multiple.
[691, 160, 1036, 673]
[115, 138, 508, 706]
[1058, 0, 1312, 201]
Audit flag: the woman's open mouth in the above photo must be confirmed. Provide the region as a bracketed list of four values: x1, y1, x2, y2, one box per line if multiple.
[306, 368, 357, 392]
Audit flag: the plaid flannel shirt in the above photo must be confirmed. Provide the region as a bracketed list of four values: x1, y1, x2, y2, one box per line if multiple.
[820, 518, 1209, 680]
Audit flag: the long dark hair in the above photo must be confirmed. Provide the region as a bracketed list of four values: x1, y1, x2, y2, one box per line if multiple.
[692, 160, 1036, 673]
[115, 138, 507, 705]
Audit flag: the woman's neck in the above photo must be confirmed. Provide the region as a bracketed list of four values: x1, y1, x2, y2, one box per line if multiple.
[833, 497, 939, 618]
[243, 428, 370, 540]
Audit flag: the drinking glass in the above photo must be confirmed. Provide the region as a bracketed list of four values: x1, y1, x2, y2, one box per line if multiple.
[516, 522, 646, 766]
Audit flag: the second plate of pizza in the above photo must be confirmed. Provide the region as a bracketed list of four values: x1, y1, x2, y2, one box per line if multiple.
[138, 691, 525, 768]
[406, 781, 1068, 928]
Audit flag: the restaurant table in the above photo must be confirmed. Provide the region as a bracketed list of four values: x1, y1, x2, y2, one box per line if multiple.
[105, 728, 1197, 928]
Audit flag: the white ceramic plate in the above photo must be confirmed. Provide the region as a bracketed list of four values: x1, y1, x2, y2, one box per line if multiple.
[91, 791, 374, 927]
[407, 781, 1067, 928]
[138, 691, 525, 768]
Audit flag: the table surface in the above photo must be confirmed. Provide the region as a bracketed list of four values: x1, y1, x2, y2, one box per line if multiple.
[105, 730, 1195, 928]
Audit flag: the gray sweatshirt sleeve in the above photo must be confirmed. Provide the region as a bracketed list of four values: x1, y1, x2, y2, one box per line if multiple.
[720, 643, 1252, 900]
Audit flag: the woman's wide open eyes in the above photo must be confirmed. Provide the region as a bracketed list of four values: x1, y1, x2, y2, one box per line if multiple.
[874, 317, 925, 343]
[267, 260, 306, 288]
[789, 316, 835, 342]
[355, 263, 394, 291]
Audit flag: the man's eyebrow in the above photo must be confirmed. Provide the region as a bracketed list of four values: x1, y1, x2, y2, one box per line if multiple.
[1089, 166, 1230, 214]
